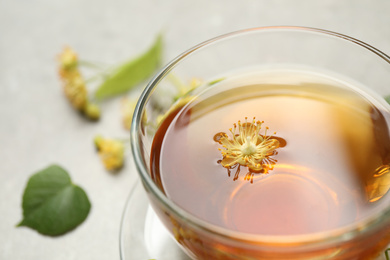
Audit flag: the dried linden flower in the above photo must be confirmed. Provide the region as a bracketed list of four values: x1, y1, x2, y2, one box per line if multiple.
[215, 117, 279, 179]
[59, 46, 78, 70]
[121, 98, 137, 130]
[57, 46, 100, 120]
[84, 102, 101, 121]
[174, 77, 202, 101]
[154, 76, 202, 126]
[94, 136, 124, 172]
[62, 73, 88, 110]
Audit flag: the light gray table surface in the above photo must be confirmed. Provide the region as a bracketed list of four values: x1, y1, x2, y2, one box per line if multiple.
[1, 1, 390, 259]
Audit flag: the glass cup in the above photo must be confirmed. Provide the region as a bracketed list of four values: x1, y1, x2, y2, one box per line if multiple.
[130, 26, 390, 259]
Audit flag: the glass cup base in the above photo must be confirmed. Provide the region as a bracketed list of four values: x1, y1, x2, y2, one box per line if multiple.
[120, 179, 191, 260]
[120, 178, 389, 260]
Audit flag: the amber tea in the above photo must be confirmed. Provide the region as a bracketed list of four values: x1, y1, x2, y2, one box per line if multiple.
[150, 69, 390, 237]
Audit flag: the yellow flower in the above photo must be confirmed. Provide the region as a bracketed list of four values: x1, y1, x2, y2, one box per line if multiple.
[84, 102, 101, 121]
[215, 117, 279, 172]
[58, 46, 78, 70]
[57, 47, 100, 120]
[94, 136, 125, 171]
[174, 77, 202, 101]
[62, 73, 88, 110]
[121, 98, 137, 130]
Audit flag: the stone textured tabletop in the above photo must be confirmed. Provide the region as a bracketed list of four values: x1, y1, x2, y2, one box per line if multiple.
[1, 0, 390, 259]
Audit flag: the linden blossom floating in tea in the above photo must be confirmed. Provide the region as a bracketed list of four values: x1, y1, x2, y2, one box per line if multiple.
[214, 117, 284, 183]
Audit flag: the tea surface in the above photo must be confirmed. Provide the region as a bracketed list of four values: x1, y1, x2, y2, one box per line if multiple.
[151, 70, 390, 236]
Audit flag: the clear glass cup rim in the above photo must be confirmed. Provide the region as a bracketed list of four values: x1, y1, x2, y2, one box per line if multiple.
[130, 26, 390, 246]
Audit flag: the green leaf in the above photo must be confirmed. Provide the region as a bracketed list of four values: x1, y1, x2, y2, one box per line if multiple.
[17, 165, 91, 236]
[95, 34, 163, 100]
[385, 95, 390, 105]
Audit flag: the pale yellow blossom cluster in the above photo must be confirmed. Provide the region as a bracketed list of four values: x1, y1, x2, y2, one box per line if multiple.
[94, 136, 125, 172]
[121, 98, 138, 130]
[58, 47, 100, 120]
[173, 77, 202, 101]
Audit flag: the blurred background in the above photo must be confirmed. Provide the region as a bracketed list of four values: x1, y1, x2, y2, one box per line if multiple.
[1, 0, 390, 259]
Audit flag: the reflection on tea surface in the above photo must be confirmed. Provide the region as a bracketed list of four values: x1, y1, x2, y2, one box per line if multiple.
[150, 70, 390, 236]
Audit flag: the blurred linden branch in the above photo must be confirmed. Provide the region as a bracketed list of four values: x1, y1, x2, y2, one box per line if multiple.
[56, 34, 206, 172]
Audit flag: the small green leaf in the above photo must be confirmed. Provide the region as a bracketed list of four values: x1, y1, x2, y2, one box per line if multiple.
[17, 165, 91, 236]
[385, 95, 390, 105]
[95, 34, 163, 100]
[386, 248, 390, 260]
